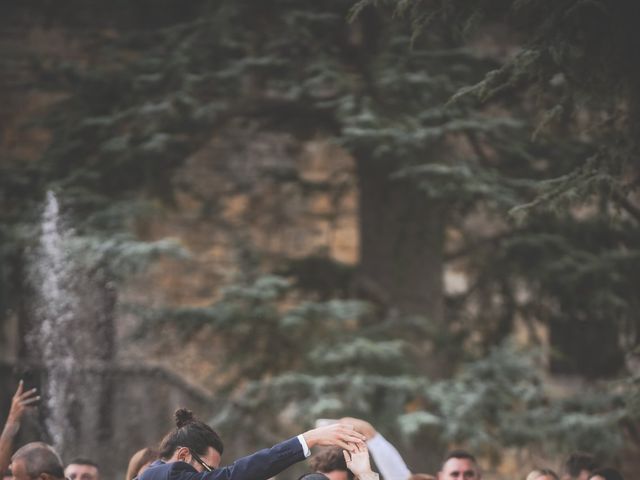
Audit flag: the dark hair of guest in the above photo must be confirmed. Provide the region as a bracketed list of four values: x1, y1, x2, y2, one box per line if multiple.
[589, 467, 624, 480]
[159, 408, 224, 459]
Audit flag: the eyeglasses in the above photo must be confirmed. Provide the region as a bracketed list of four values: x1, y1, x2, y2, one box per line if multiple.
[189, 450, 212, 472]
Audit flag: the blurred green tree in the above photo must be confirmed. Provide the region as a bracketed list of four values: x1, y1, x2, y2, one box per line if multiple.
[1, 0, 639, 471]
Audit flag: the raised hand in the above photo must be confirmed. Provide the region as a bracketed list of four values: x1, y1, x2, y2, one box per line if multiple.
[303, 422, 366, 452]
[7, 380, 40, 424]
[339, 417, 376, 440]
[1, 380, 40, 473]
[343, 442, 378, 480]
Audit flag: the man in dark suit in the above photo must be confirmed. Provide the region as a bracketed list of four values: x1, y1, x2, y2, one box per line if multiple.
[139, 408, 365, 480]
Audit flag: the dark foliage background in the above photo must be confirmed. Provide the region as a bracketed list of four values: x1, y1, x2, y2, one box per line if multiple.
[1, 0, 639, 478]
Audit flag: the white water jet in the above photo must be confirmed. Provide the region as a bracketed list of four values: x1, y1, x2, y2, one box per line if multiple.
[23, 191, 199, 480]
[29, 191, 78, 453]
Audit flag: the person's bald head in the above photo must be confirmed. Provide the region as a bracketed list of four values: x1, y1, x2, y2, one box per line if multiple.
[10, 442, 64, 480]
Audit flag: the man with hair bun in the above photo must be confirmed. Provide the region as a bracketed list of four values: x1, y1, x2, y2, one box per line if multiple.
[139, 408, 366, 480]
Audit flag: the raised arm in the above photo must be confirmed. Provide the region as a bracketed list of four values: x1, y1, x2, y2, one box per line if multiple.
[0, 381, 40, 472]
[340, 417, 411, 480]
[344, 442, 379, 480]
[175, 423, 367, 480]
[302, 423, 366, 451]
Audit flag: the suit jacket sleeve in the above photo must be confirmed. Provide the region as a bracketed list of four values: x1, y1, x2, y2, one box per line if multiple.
[169, 437, 306, 480]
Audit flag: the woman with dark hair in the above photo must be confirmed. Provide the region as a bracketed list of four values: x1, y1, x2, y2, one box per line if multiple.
[589, 467, 624, 480]
[140, 408, 365, 480]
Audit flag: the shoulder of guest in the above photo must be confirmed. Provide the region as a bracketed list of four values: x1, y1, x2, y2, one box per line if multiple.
[169, 461, 198, 473]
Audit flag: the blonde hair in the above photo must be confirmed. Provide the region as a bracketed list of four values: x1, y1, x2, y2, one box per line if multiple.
[526, 469, 560, 480]
[125, 447, 159, 480]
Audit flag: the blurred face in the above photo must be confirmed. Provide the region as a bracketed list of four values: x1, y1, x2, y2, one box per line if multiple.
[174, 446, 221, 473]
[439, 458, 479, 480]
[195, 447, 222, 472]
[589, 477, 605, 480]
[65, 464, 99, 480]
[324, 472, 348, 480]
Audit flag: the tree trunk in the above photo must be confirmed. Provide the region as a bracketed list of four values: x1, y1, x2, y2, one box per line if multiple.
[356, 155, 445, 323]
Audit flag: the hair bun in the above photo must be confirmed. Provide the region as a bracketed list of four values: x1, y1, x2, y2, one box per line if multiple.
[175, 408, 195, 428]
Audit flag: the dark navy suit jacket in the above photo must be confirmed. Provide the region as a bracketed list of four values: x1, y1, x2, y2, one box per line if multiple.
[138, 437, 305, 480]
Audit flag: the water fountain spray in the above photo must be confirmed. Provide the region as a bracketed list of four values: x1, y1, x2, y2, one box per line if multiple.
[29, 191, 78, 454]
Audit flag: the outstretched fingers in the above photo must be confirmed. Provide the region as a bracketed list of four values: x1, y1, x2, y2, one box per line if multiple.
[13, 380, 24, 398]
[333, 439, 358, 451]
[343, 442, 372, 476]
[20, 392, 40, 406]
[338, 429, 365, 452]
[18, 386, 39, 404]
[329, 426, 364, 451]
[304, 422, 367, 451]
[9, 381, 39, 419]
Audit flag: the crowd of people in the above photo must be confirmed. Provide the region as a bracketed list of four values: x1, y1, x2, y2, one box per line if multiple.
[0, 381, 627, 480]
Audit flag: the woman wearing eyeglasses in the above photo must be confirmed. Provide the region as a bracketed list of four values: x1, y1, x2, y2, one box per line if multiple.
[139, 409, 366, 480]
